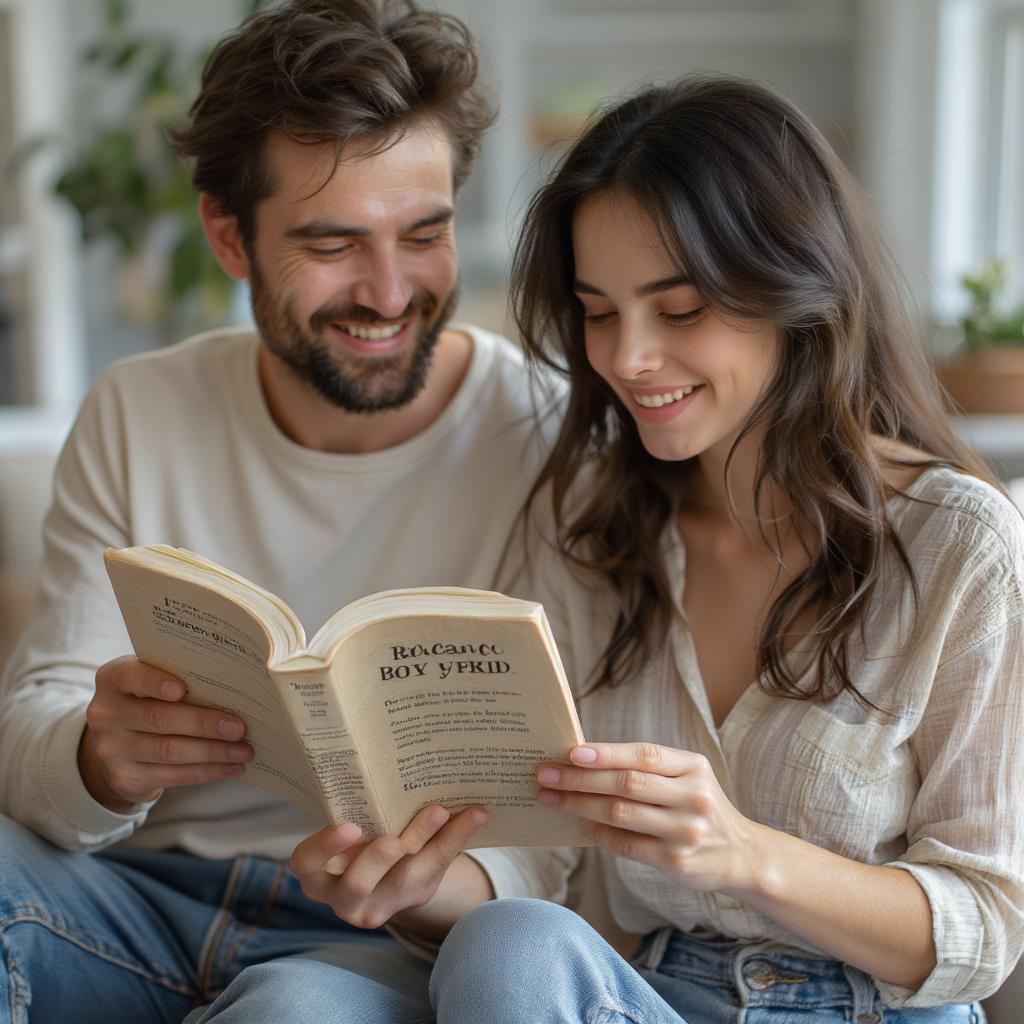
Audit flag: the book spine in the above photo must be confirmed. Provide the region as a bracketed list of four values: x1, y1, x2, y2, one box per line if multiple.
[271, 662, 388, 837]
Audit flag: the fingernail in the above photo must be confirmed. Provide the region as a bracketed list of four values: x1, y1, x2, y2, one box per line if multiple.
[218, 719, 244, 740]
[228, 744, 252, 761]
[337, 822, 362, 843]
[223, 764, 243, 774]
[571, 746, 597, 764]
[429, 807, 451, 829]
[470, 810, 488, 827]
[536, 789, 559, 806]
[537, 766, 560, 785]
[162, 680, 184, 699]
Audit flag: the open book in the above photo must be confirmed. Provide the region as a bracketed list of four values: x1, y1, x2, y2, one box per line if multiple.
[104, 546, 593, 848]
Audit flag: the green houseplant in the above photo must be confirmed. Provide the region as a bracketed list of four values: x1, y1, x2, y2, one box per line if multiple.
[27, 0, 270, 338]
[939, 258, 1024, 414]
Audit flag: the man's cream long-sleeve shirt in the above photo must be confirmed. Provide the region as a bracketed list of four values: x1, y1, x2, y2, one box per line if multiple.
[0, 324, 562, 867]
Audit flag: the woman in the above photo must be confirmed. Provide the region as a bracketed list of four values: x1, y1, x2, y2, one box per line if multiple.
[432, 76, 1024, 1022]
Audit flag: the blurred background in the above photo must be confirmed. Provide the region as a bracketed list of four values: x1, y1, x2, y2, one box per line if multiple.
[3, 0, 1024, 546]
[0, 0, 1023, 1013]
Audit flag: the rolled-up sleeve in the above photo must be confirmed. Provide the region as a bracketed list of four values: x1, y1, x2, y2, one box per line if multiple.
[465, 844, 580, 902]
[879, 612, 1024, 1008]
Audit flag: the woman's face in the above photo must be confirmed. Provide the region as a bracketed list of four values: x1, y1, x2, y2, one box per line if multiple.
[572, 190, 780, 464]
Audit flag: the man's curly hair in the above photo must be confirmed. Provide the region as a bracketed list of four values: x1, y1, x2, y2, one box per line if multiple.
[169, 0, 496, 243]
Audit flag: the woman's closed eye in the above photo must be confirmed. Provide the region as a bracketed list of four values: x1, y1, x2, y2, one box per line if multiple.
[663, 306, 707, 325]
[582, 306, 708, 327]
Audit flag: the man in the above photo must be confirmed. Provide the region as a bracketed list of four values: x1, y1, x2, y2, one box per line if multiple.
[0, 3, 568, 1021]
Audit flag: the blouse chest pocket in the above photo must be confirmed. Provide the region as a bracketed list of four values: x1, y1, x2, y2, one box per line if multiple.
[768, 704, 919, 859]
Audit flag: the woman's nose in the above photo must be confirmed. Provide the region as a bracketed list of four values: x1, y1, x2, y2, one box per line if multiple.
[611, 320, 665, 380]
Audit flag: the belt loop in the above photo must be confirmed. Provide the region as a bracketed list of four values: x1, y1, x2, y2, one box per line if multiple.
[842, 964, 882, 1023]
[638, 926, 673, 972]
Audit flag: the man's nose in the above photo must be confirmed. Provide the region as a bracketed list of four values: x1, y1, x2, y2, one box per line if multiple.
[351, 249, 415, 319]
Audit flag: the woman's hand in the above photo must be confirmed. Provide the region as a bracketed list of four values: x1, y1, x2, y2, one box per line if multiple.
[289, 804, 491, 933]
[536, 742, 761, 896]
[537, 742, 939, 990]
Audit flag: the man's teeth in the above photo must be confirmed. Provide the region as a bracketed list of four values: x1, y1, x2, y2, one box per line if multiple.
[340, 323, 404, 340]
[634, 386, 696, 408]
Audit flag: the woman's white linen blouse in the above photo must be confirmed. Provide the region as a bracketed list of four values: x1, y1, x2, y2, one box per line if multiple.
[469, 466, 1024, 1009]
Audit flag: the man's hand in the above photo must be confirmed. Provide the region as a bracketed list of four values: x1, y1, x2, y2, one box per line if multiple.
[78, 655, 254, 812]
[289, 805, 493, 937]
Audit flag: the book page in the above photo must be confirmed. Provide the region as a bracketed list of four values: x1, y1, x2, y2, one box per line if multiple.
[330, 612, 594, 848]
[106, 559, 324, 819]
[271, 659, 387, 836]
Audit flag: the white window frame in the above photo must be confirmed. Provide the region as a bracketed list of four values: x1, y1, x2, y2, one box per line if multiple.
[932, 0, 1024, 320]
[0, 0, 82, 451]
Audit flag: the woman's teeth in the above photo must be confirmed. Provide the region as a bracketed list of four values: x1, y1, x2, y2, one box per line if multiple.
[634, 386, 696, 408]
[340, 323, 404, 340]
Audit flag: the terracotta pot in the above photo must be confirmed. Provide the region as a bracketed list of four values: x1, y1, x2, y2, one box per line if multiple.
[937, 347, 1024, 414]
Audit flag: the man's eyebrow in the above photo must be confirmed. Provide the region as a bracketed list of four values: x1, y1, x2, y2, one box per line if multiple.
[285, 206, 455, 242]
[286, 220, 370, 241]
[573, 274, 695, 298]
[406, 206, 455, 232]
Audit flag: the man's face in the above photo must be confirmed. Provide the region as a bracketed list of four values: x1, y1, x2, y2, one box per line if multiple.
[246, 123, 459, 413]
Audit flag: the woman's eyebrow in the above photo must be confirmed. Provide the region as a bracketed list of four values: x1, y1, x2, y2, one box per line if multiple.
[573, 274, 695, 298]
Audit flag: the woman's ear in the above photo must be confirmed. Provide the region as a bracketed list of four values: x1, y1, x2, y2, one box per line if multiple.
[198, 193, 251, 281]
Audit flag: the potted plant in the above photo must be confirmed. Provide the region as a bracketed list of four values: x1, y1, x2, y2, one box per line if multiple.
[15, 0, 267, 341]
[938, 258, 1024, 414]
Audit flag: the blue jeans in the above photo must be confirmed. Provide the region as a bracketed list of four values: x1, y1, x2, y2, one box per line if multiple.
[0, 814, 429, 1023]
[632, 926, 986, 1024]
[1, 818, 988, 1024]
[186, 900, 988, 1023]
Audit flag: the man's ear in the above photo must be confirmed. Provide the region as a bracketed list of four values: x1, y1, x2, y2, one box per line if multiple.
[198, 193, 251, 281]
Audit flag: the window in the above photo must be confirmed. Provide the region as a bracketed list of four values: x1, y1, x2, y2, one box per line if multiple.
[0, 0, 82, 447]
[933, 0, 1024, 319]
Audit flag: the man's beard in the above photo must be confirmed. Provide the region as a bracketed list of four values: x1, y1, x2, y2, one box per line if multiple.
[249, 259, 459, 414]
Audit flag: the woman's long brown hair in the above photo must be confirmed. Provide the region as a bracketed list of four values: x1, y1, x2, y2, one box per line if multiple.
[511, 75, 999, 703]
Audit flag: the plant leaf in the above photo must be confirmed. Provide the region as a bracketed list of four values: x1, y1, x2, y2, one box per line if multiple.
[101, 0, 129, 32]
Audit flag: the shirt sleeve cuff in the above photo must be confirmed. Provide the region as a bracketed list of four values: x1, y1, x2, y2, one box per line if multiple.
[876, 860, 988, 1008]
[38, 706, 154, 848]
[464, 845, 578, 903]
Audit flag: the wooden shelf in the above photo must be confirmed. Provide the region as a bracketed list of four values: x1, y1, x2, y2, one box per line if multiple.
[951, 414, 1024, 480]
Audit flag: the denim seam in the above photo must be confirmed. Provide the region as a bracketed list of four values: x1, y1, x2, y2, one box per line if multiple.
[585, 1003, 644, 1024]
[195, 857, 288, 1002]
[196, 857, 245, 999]
[196, 911, 231, 1003]
[1, 912, 195, 997]
[2, 929, 30, 1024]
[216, 861, 287, 981]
